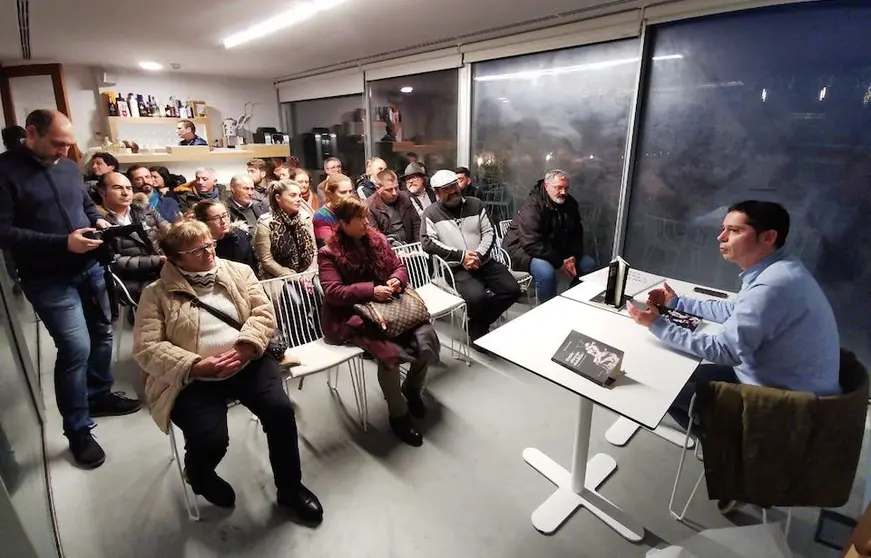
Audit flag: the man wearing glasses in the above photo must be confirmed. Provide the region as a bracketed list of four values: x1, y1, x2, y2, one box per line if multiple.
[226, 175, 268, 230]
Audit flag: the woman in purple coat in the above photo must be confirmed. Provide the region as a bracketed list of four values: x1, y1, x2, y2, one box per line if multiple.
[317, 197, 440, 447]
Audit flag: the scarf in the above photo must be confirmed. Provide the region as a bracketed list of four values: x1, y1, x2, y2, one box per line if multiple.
[268, 210, 315, 273]
[178, 266, 218, 295]
[148, 189, 160, 209]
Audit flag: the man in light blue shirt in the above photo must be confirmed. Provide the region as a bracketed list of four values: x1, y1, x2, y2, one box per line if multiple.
[628, 200, 841, 432]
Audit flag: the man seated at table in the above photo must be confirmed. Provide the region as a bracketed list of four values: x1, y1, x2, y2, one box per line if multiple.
[421, 170, 521, 342]
[502, 169, 596, 302]
[627, 200, 841, 432]
[367, 169, 419, 246]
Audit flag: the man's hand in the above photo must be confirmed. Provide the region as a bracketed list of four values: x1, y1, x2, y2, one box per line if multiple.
[560, 256, 577, 278]
[67, 228, 103, 254]
[95, 218, 112, 230]
[647, 282, 677, 307]
[462, 251, 480, 270]
[627, 301, 661, 328]
[386, 277, 402, 293]
[373, 285, 394, 302]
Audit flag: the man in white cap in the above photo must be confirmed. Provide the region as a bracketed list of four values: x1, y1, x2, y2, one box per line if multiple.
[421, 169, 521, 342]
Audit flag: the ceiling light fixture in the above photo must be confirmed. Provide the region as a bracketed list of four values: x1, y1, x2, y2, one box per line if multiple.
[474, 54, 683, 82]
[223, 0, 350, 49]
[138, 61, 163, 71]
[400, 86, 414, 93]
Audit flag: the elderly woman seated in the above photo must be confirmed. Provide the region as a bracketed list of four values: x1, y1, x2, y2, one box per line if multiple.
[132, 220, 322, 523]
[318, 197, 440, 447]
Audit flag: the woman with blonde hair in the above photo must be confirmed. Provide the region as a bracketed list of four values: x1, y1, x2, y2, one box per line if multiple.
[312, 173, 354, 247]
[254, 179, 317, 279]
[292, 168, 318, 215]
[132, 219, 322, 522]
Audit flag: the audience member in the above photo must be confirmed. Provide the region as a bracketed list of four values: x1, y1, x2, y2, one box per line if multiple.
[96, 172, 169, 303]
[293, 169, 319, 215]
[502, 170, 595, 302]
[318, 196, 439, 446]
[227, 175, 269, 230]
[312, 173, 354, 248]
[406, 152, 426, 174]
[421, 170, 521, 342]
[403, 163, 435, 216]
[127, 164, 181, 223]
[246, 158, 272, 203]
[273, 162, 293, 181]
[194, 199, 258, 274]
[2, 125, 25, 152]
[0, 109, 140, 469]
[175, 167, 227, 214]
[317, 157, 343, 202]
[367, 169, 420, 246]
[356, 157, 387, 200]
[88, 152, 119, 180]
[254, 180, 317, 279]
[454, 167, 481, 199]
[176, 119, 207, 146]
[627, 200, 841, 433]
[149, 165, 182, 197]
[132, 220, 322, 523]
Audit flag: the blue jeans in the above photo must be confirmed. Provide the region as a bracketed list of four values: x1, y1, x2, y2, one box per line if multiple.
[23, 263, 114, 436]
[529, 255, 598, 302]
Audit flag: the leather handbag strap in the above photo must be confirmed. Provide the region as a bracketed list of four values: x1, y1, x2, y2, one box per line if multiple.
[176, 291, 243, 331]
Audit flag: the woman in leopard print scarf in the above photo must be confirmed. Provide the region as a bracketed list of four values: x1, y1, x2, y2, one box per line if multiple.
[254, 180, 316, 278]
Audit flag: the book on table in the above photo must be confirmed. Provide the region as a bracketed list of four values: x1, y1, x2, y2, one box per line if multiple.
[551, 330, 625, 387]
[590, 256, 630, 308]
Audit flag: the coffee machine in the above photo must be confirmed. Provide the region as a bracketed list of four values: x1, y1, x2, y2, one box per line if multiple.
[300, 127, 338, 170]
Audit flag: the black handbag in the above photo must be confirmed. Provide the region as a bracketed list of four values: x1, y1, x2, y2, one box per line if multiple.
[177, 292, 288, 361]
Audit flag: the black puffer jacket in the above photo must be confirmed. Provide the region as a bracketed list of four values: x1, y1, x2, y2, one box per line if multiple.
[356, 176, 377, 200]
[502, 182, 585, 272]
[216, 228, 258, 276]
[98, 203, 168, 300]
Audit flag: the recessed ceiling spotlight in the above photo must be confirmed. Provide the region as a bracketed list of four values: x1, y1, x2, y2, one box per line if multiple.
[400, 86, 414, 94]
[138, 61, 163, 71]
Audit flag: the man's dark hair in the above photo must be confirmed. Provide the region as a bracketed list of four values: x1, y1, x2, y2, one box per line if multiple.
[25, 109, 55, 136]
[727, 200, 790, 249]
[126, 164, 148, 179]
[92, 152, 119, 170]
[179, 119, 196, 135]
[454, 166, 470, 177]
[2, 125, 25, 150]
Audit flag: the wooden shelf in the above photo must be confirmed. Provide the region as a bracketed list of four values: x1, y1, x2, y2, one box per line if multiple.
[114, 144, 290, 164]
[108, 116, 209, 124]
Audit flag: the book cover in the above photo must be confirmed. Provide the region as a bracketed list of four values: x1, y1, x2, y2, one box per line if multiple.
[604, 256, 630, 308]
[657, 305, 702, 331]
[552, 330, 625, 387]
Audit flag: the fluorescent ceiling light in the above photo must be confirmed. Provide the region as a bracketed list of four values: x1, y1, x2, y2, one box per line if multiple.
[223, 0, 349, 49]
[138, 61, 163, 71]
[400, 86, 414, 93]
[474, 54, 683, 82]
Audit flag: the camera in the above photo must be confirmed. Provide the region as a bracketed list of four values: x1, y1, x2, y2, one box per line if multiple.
[87, 224, 145, 265]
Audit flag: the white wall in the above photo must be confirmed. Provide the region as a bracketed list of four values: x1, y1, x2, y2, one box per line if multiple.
[63, 65, 283, 183]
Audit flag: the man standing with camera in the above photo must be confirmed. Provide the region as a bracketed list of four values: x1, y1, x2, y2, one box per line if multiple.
[0, 110, 141, 469]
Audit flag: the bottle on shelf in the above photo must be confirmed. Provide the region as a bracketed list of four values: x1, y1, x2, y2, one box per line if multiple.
[149, 96, 162, 117]
[106, 92, 119, 117]
[127, 93, 140, 118]
[137, 95, 149, 117]
[117, 94, 130, 117]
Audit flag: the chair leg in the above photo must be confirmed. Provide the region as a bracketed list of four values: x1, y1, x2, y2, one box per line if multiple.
[169, 426, 201, 522]
[326, 366, 339, 392]
[113, 307, 126, 363]
[449, 306, 471, 366]
[669, 393, 703, 522]
[347, 358, 368, 431]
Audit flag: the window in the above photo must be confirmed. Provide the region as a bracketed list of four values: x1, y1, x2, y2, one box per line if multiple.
[471, 38, 640, 264]
[287, 95, 366, 178]
[367, 70, 458, 175]
[623, 1, 871, 363]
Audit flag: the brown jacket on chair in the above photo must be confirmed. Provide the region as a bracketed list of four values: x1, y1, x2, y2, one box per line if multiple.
[697, 349, 869, 509]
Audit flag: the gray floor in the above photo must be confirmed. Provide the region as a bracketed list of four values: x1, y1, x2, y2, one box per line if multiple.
[30, 304, 866, 558]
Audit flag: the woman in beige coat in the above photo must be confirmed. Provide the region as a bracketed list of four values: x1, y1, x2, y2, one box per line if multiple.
[132, 220, 322, 523]
[254, 179, 317, 279]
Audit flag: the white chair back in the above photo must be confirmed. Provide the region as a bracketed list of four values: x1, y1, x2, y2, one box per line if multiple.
[392, 242, 434, 290]
[259, 270, 323, 348]
[497, 219, 511, 239]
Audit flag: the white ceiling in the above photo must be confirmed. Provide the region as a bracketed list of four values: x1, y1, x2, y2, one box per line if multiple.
[0, 0, 633, 79]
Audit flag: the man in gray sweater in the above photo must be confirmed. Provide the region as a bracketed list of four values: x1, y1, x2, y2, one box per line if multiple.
[421, 170, 521, 341]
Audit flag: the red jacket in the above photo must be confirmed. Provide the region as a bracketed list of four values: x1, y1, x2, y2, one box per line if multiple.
[317, 227, 409, 365]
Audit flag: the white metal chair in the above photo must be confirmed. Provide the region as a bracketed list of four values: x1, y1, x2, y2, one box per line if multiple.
[259, 270, 369, 429]
[168, 425, 202, 521]
[490, 246, 535, 310]
[392, 242, 471, 365]
[109, 271, 137, 362]
[497, 219, 511, 241]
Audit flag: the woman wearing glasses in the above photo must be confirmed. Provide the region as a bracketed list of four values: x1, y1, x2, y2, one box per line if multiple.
[194, 199, 258, 275]
[254, 179, 317, 279]
[132, 220, 323, 522]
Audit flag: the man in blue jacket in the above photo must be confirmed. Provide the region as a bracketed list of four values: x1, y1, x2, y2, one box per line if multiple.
[0, 110, 141, 469]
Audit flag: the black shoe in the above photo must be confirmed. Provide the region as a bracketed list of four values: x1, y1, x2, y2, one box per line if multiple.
[90, 392, 142, 418]
[278, 484, 323, 525]
[184, 468, 236, 508]
[68, 429, 106, 469]
[402, 385, 426, 419]
[389, 414, 422, 447]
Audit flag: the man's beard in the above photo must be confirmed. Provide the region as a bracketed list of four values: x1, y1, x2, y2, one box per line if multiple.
[443, 194, 462, 208]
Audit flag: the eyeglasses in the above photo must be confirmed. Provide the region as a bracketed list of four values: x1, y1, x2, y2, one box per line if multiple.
[206, 213, 230, 223]
[178, 241, 217, 257]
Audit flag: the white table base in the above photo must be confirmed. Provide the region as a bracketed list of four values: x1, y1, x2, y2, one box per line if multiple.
[605, 417, 695, 449]
[523, 398, 645, 541]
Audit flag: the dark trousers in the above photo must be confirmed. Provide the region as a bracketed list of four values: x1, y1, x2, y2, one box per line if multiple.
[453, 259, 522, 339]
[668, 364, 739, 430]
[170, 356, 302, 498]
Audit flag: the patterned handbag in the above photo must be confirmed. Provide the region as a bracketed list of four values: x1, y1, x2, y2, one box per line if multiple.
[353, 287, 430, 338]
